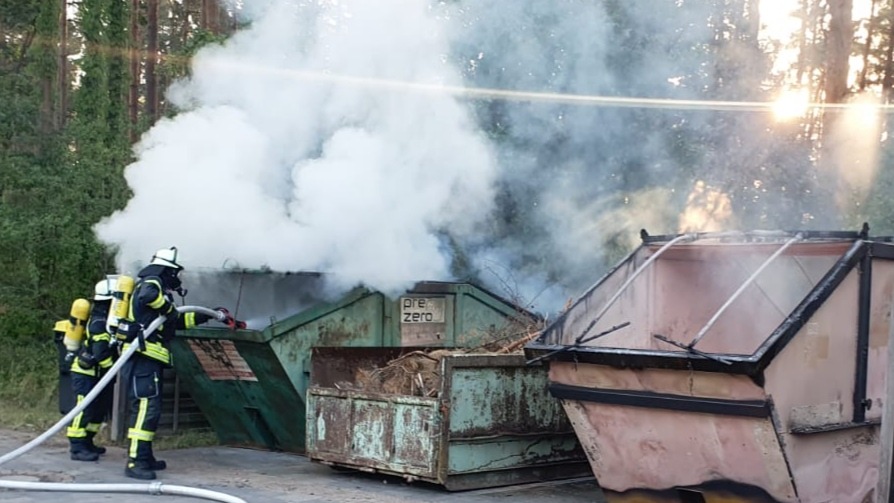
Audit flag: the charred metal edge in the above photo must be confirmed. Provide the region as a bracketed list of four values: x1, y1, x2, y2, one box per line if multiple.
[790, 418, 880, 435]
[535, 245, 643, 346]
[549, 383, 771, 418]
[854, 251, 873, 423]
[525, 344, 755, 374]
[870, 241, 894, 260]
[640, 230, 861, 244]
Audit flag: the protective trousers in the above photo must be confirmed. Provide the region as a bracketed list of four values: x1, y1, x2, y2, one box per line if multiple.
[67, 372, 103, 451]
[122, 354, 163, 463]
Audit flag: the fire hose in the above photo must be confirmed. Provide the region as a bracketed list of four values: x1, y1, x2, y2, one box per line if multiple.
[0, 306, 248, 503]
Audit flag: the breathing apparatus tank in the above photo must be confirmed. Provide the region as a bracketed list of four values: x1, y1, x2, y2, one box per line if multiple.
[109, 275, 135, 337]
[62, 298, 91, 353]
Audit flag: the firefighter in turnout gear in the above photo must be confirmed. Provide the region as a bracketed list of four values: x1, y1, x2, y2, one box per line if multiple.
[67, 276, 118, 461]
[119, 247, 220, 480]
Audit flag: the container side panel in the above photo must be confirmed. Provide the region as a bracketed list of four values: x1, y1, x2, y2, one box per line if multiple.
[306, 388, 440, 479]
[391, 402, 438, 472]
[765, 270, 879, 503]
[446, 435, 584, 474]
[553, 253, 646, 346]
[351, 399, 394, 463]
[306, 392, 351, 456]
[171, 338, 304, 451]
[549, 244, 840, 355]
[270, 294, 385, 404]
[560, 399, 797, 502]
[779, 426, 879, 503]
[764, 271, 859, 430]
[691, 255, 815, 354]
[549, 362, 766, 401]
[448, 365, 568, 436]
[652, 253, 827, 355]
[866, 259, 894, 422]
[455, 293, 528, 347]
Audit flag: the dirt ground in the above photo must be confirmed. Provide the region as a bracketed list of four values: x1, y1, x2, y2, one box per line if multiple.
[0, 429, 605, 503]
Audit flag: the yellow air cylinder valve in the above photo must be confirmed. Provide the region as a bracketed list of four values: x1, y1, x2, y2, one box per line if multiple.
[113, 275, 135, 320]
[63, 298, 91, 353]
[110, 275, 135, 337]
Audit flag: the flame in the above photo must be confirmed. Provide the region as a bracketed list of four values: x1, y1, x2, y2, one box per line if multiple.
[678, 180, 733, 232]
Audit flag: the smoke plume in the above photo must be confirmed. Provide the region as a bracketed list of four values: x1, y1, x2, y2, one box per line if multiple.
[96, 0, 496, 297]
[97, 0, 833, 315]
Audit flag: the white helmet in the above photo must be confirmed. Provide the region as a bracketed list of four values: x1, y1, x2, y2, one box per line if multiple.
[94, 276, 118, 302]
[150, 247, 183, 270]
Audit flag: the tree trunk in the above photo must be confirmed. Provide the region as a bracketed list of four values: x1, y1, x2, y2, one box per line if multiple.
[130, 0, 140, 140]
[146, 0, 158, 123]
[884, 4, 894, 102]
[36, 0, 60, 134]
[825, 0, 853, 103]
[58, 0, 67, 128]
[745, 0, 760, 42]
[203, 0, 220, 34]
[859, 0, 879, 90]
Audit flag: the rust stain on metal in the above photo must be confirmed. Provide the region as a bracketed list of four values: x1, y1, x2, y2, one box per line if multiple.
[188, 339, 258, 381]
[317, 319, 370, 345]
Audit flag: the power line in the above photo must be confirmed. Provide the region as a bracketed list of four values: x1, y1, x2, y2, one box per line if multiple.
[209, 60, 893, 113]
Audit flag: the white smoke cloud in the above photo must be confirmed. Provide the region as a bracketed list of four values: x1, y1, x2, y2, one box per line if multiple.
[98, 0, 819, 316]
[96, 0, 496, 296]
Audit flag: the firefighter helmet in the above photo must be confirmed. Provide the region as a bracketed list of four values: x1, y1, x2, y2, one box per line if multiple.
[150, 247, 183, 271]
[94, 276, 118, 302]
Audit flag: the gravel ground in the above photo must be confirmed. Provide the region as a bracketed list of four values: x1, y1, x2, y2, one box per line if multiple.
[0, 429, 605, 503]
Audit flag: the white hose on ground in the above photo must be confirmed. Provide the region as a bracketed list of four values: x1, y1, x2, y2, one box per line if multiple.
[0, 305, 247, 503]
[0, 481, 247, 503]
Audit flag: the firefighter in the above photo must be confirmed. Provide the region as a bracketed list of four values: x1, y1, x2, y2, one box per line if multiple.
[119, 247, 222, 480]
[67, 276, 118, 461]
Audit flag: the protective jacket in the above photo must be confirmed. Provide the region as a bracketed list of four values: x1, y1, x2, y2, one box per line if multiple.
[122, 273, 204, 366]
[70, 305, 115, 377]
[67, 301, 115, 458]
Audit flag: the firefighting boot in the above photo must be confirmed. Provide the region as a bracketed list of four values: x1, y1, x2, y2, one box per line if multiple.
[85, 432, 106, 455]
[69, 439, 100, 462]
[149, 458, 167, 470]
[147, 446, 166, 470]
[125, 459, 157, 480]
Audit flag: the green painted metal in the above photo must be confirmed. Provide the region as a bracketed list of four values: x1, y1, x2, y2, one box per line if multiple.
[171, 279, 534, 453]
[305, 348, 591, 490]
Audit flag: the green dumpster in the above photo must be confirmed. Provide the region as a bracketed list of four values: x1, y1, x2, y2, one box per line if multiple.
[306, 347, 591, 490]
[170, 272, 535, 453]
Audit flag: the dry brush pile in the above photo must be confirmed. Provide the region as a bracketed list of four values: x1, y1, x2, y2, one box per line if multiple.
[342, 316, 543, 398]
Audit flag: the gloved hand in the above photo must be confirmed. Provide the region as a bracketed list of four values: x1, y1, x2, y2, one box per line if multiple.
[76, 350, 97, 370]
[214, 307, 231, 323]
[214, 307, 246, 330]
[193, 312, 214, 324]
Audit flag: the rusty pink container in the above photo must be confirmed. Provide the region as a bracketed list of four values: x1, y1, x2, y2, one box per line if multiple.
[526, 229, 894, 503]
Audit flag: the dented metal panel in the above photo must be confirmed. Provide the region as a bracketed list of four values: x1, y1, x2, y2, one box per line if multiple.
[307, 388, 441, 479]
[305, 347, 590, 490]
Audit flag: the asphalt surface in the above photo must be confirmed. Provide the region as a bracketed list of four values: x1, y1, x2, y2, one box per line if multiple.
[0, 430, 605, 503]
